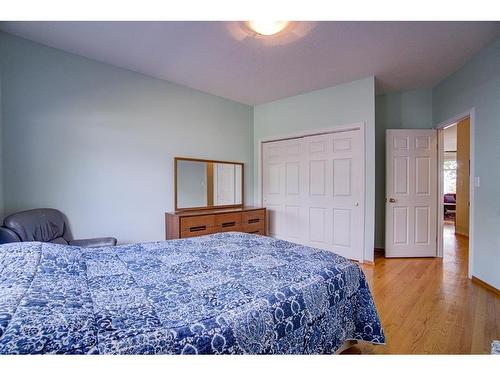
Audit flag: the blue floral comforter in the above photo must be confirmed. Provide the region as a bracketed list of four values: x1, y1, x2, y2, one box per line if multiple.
[0, 232, 384, 354]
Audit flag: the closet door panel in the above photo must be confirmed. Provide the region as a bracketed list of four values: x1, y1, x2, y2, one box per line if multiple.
[263, 128, 364, 261]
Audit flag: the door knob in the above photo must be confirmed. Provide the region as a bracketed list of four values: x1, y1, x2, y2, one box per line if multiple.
[388, 198, 396, 203]
[354, 202, 359, 207]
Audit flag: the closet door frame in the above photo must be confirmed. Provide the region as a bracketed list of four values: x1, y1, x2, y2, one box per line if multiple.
[257, 123, 367, 262]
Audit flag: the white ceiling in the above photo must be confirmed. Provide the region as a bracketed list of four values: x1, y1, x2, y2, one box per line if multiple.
[1, 21, 499, 105]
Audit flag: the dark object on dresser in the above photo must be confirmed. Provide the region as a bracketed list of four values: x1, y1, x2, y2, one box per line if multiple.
[165, 206, 266, 239]
[0, 208, 117, 247]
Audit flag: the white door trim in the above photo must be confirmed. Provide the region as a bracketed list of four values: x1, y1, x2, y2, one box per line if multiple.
[435, 108, 475, 279]
[257, 122, 367, 261]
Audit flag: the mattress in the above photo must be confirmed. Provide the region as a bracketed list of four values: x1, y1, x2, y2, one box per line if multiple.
[0, 232, 384, 354]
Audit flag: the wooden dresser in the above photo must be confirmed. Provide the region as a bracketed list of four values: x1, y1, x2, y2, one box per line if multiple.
[165, 207, 266, 240]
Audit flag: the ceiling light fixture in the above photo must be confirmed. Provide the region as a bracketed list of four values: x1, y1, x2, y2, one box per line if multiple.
[247, 21, 290, 36]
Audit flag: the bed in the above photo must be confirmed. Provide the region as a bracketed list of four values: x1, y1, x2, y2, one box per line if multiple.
[0, 232, 384, 354]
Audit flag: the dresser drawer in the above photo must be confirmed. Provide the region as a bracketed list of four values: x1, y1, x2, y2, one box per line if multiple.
[215, 212, 242, 232]
[180, 215, 215, 236]
[242, 209, 265, 233]
[242, 210, 265, 225]
[181, 227, 215, 238]
[244, 228, 265, 235]
[166, 208, 267, 240]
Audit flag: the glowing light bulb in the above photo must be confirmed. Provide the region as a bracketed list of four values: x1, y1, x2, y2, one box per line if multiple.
[247, 21, 289, 36]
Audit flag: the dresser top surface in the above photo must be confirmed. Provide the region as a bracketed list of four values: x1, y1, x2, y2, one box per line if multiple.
[167, 206, 265, 217]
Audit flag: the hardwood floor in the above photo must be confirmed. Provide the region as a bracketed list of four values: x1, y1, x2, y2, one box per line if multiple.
[346, 223, 499, 354]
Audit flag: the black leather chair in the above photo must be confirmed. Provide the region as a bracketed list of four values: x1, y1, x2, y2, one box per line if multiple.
[0, 208, 117, 247]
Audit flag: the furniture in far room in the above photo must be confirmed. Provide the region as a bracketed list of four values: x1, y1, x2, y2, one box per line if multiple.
[0, 208, 117, 247]
[444, 193, 456, 221]
[168, 156, 266, 239]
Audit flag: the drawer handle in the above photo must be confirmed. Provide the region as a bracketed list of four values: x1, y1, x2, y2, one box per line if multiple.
[189, 225, 207, 232]
[249, 230, 260, 234]
[222, 221, 236, 228]
[248, 218, 260, 224]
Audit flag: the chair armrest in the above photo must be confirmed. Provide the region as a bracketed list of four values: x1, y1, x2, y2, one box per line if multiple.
[68, 237, 117, 248]
[0, 227, 21, 244]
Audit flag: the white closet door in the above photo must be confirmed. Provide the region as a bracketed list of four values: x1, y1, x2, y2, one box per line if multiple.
[303, 133, 333, 250]
[262, 138, 305, 242]
[332, 131, 364, 261]
[303, 131, 364, 260]
[262, 129, 364, 261]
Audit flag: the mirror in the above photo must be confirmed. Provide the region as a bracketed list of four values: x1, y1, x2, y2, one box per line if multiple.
[175, 157, 243, 211]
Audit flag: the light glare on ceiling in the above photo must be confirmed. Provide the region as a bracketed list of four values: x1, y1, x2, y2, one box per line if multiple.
[247, 21, 289, 36]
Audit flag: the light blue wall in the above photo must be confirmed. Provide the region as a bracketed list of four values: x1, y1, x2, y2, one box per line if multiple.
[375, 89, 433, 247]
[433, 38, 500, 289]
[0, 73, 3, 217]
[0, 32, 254, 243]
[254, 77, 376, 262]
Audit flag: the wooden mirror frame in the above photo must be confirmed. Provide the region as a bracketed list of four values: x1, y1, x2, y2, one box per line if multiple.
[174, 157, 244, 212]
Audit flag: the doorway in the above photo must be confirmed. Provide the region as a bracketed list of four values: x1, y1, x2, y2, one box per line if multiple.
[437, 111, 474, 278]
[384, 112, 474, 273]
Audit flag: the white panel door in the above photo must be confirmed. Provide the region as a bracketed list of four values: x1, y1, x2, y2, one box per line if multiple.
[303, 131, 364, 261]
[305, 134, 331, 250]
[385, 129, 437, 257]
[262, 128, 364, 261]
[262, 138, 305, 242]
